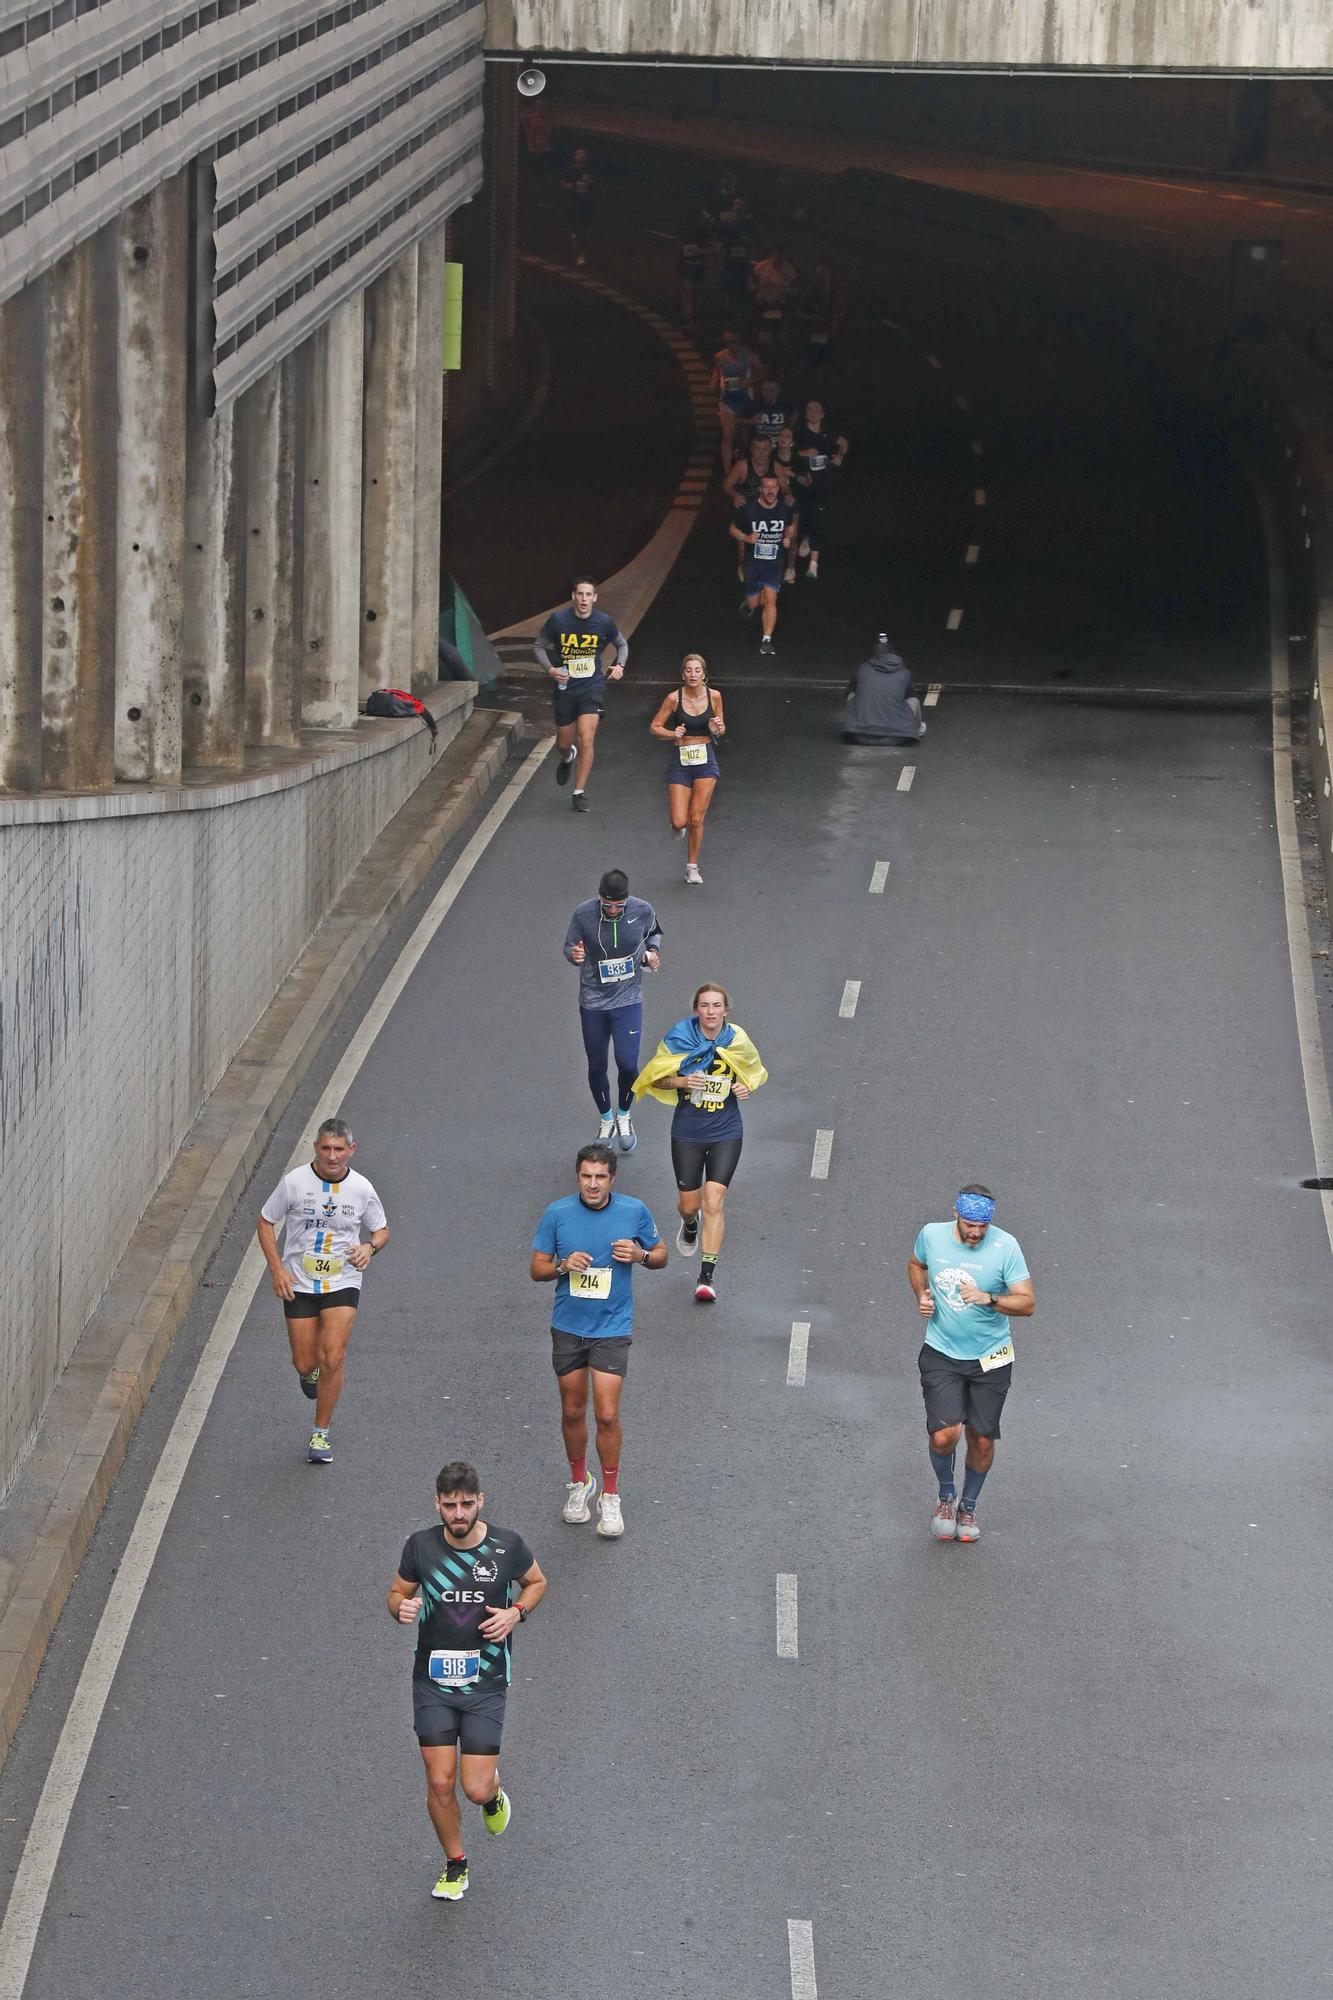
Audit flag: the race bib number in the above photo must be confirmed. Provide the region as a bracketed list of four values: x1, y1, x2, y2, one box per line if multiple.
[762, 307, 783, 321]
[568, 1266, 613, 1300]
[808, 453, 829, 472]
[678, 742, 709, 767]
[566, 654, 598, 679]
[978, 1337, 1014, 1372]
[689, 1075, 732, 1110]
[302, 1251, 344, 1281]
[754, 536, 780, 561]
[428, 1649, 480, 1690]
[598, 954, 634, 983]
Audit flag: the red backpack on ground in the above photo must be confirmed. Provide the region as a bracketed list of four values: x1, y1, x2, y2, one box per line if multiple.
[364, 687, 438, 744]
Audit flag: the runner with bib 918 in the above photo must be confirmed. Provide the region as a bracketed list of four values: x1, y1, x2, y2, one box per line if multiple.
[907, 1185, 1034, 1545]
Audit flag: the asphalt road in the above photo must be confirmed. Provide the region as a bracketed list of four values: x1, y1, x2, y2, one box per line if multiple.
[1, 142, 1331, 2000]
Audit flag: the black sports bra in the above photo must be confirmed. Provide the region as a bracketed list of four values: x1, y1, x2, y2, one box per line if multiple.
[669, 692, 715, 736]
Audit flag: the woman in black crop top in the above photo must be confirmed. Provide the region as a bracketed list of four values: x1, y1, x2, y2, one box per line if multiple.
[649, 653, 726, 887]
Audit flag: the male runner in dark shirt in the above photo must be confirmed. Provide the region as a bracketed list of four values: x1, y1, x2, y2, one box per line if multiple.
[534, 576, 628, 813]
[729, 473, 795, 657]
[389, 1461, 546, 1902]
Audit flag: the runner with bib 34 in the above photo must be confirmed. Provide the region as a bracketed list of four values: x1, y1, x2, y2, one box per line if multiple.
[908, 1185, 1034, 1544]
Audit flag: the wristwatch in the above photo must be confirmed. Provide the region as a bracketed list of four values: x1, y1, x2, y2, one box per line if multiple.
[515, 1606, 528, 1624]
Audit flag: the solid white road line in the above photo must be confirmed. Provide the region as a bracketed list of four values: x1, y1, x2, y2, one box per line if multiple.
[0, 738, 555, 2000]
[776, 1575, 799, 1658]
[946, 608, 963, 631]
[786, 1322, 811, 1387]
[838, 979, 861, 1019]
[868, 861, 890, 894]
[898, 766, 916, 792]
[1255, 481, 1333, 1258]
[810, 1129, 834, 1179]
[924, 685, 942, 708]
[787, 1920, 818, 1999]
[965, 544, 980, 565]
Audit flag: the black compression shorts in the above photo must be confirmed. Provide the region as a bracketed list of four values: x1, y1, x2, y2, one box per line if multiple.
[671, 1136, 744, 1190]
[413, 1679, 508, 1754]
[283, 1288, 361, 1317]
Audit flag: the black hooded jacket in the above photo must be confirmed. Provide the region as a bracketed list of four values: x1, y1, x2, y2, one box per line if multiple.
[843, 642, 923, 741]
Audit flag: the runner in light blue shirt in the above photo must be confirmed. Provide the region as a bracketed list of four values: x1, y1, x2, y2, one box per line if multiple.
[907, 1185, 1035, 1546]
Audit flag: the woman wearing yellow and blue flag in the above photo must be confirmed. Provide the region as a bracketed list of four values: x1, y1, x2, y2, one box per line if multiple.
[633, 982, 767, 1303]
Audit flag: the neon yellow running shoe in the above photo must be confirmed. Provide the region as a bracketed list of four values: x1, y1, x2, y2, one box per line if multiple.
[482, 1786, 511, 1837]
[432, 1856, 469, 1901]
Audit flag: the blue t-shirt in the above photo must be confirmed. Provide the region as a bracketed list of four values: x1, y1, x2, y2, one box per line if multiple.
[912, 1221, 1030, 1361]
[532, 1192, 661, 1338]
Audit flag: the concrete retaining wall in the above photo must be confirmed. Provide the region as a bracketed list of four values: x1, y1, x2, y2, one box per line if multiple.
[486, 0, 1333, 75]
[0, 681, 473, 1496]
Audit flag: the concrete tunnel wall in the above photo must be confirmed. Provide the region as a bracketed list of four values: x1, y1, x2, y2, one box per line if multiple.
[486, 0, 1333, 75]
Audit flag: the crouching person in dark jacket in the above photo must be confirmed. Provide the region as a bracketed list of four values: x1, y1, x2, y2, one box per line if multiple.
[842, 634, 926, 745]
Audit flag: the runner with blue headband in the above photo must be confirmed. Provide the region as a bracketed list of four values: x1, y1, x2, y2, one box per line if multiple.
[907, 1184, 1035, 1544]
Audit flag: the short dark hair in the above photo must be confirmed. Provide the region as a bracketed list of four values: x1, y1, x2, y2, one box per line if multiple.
[317, 1117, 353, 1143]
[599, 868, 629, 899]
[958, 1183, 994, 1200]
[572, 574, 598, 591]
[437, 1460, 481, 1496]
[576, 1142, 618, 1177]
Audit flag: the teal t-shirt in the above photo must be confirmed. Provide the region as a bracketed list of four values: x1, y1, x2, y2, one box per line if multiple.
[912, 1221, 1029, 1361]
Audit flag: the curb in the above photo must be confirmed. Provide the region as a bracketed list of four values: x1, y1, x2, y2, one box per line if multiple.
[490, 255, 716, 664]
[0, 706, 526, 1767]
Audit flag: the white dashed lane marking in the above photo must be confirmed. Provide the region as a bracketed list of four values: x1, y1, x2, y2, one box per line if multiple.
[810, 1129, 834, 1179]
[946, 608, 963, 631]
[974, 488, 987, 507]
[838, 979, 861, 1019]
[776, 1575, 799, 1658]
[786, 1322, 811, 1387]
[898, 766, 916, 792]
[868, 861, 890, 894]
[924, 685, 941, 708]
[788, 1920, 818, 1998]
[965, 544, 980, 565]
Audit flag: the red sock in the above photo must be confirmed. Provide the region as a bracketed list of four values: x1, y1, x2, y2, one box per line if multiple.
[569, 1456, 587, 1484]
[601, 1464, 619, 1496]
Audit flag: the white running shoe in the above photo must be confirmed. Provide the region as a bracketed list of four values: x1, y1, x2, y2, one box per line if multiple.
[673, 822, 687, 839]
[805, 556, 819, 580]
[676, 1215, 700, 1257]
[563, 1472, 597, 1524]
[597, 1112, 616, 1142]
[784, 564, 796, 584]
[596, 1492, 625, 1538]
[798, 536, 811, 558]
[685, 863, 703, 885]
[615, 1110, 637, 1154]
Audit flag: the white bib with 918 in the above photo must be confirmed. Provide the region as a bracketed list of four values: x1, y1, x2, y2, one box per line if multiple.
[428, 1649, 480, 1690]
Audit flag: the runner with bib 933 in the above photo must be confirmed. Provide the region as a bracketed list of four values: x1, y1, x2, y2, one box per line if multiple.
[908, 1184, 1034, 1545]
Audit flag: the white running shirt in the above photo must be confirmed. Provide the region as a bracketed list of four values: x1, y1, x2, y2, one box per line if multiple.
[260, 1165, 387, 1295]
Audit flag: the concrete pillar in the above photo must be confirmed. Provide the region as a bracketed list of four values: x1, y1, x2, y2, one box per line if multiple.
[302, 296, 364, 728]
[41, 233, 118, 792]
[114, 176, 188, 783]
[183, 400, 247, 768]
[0, 284, 45, 792]
[241, 353, 304, 747]
[412, 224, 447, 696]
[360, 244, 418, 703]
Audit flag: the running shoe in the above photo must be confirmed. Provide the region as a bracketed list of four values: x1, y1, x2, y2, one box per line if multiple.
[572, 793, 590, 813]
[597, 1112, 616, 1143]
[759, 636, 775, 657]
[805, 556, 820, 580]
[676, 1215, 700, 1257]
[482, 1787, 512, 1837]
[784, 564, 796, 584]
[555, 748, 575, 786]
[930, 1497, 958, 1541]
[563, 1471, 597, 1523]
[739, 598, 754, 618]
[615, 1110, 637, 1154]
[673, 823, 687, 840]
[298, 1366, 320, 1401]
[955, 1506, 981, 1544]
[596, 1492, 625, 1538]
[685, 862, 703, 886]
[307, 1428, 332, 1464]
[798, 536, 811, 558]
[432, 1857, 469, 1901]
[695, 1273, 717, 1303]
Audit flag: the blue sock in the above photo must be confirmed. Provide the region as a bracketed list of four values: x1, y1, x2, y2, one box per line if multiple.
[929, 1449, 956, 1499]
[961, 1464, 989, 1511]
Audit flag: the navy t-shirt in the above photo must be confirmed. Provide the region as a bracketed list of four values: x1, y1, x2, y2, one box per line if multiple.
[538, 607, 624, 689]
[796, 425, 838, 485]
[670, 1044, 744, 1143]
[738, 499, 792, 567]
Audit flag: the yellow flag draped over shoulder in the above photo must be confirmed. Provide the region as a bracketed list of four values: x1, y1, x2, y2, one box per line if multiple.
[633, 1022, 768, 1106]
